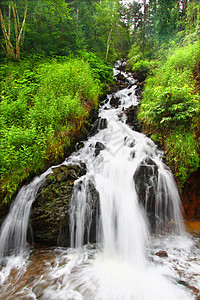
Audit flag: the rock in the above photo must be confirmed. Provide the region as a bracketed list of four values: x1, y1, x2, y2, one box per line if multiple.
[156, 250, 168, 257]
[70, 178, 100, 245]
[124, 105, 141, 132]
[182, 168, 200, 221]
[32, 285, 44, 298]
[85, 179, 100, 244]
[133, 158, 159, 230]
[94, 142, 106, 157]
[75, 141, 84, 150]
[110, 95, 120, 108]
[89, 118, 108, 136]
[30, 164, 87, 247]
[116, 73, 126, 82]
[26, 276, 35, 284]
[0, 203, 9, 228]
[124, 136, 135, 148]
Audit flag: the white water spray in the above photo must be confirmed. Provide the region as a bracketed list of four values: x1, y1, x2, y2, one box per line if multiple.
[0, 61, 196, 299]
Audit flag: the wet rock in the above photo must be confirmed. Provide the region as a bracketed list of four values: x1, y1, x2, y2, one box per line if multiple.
[124, 136, 135, 148]
[133, 158, 158, 230]
[32, 285, 44, 298]
[0, 203, 9, 228]
[124, 105, 141, 132]
[110, 95, 120, 108]
[30, 164, 87, 247]
[98, 118, 108, 130]
[117, 82, 129, 90]
[85, 179, 100, 244]
[26, 275, 35, 284]
[182, 168, 200, 221]
[70, 178, 100, 245]
[133, 69, 148, 82]
[116, 73, 126, 82]
[89, 118, 108, 136]
[155, 250, 168, 257]
[94, 142, 106, 157]
[75, 141, 84, 150]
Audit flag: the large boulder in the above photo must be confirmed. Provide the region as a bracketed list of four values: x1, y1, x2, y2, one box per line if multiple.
[133, 157, 158, 230]
[30, 164, 86, 247]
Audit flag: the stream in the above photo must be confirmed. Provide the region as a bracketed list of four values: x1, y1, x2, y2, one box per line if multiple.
[0, 61, 200, 299]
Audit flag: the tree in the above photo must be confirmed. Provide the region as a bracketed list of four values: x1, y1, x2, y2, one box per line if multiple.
[94, 0, 130, 61]
[0, 0, 27, 60]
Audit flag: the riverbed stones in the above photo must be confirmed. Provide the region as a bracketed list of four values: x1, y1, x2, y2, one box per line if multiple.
[30, 164, 86, 247]
[155, 250, 168, 258]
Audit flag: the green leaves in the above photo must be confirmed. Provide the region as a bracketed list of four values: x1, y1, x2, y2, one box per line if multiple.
[0, 57, 101, 202]
[166, 131, 199, 188]
[137, 41, 200, 188]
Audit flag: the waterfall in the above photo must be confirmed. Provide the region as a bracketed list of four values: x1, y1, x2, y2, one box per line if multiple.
[69, 65, 185, 265]
[0, 61, 194, 300]
[0, 170, 50, 260]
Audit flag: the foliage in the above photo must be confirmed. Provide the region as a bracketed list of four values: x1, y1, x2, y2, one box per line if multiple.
[165, 131, 199, 187]
[0, 58, 100, 203]
[137, 41, 200, 187]
[93, 0, 130, 62]
[0, 0, 131, 62]
[81, 52, 114, 86]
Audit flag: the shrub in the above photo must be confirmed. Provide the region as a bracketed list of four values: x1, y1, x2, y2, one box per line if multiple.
[0, 57, 101, 202]
[165, 131, 199, 187]
[138, 41, 200, 187]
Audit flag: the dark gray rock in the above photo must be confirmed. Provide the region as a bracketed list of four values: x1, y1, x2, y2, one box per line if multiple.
[30, 164, 86, 247]
[95, 142, 106, 157]
[133, 158, 159, 230]
[110, 95, 120, 108]
[89, 118, 108, 136]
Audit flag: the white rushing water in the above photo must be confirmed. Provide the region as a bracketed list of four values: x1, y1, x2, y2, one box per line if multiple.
[0, 61, 199, 299]
[0, 170, 51, 260]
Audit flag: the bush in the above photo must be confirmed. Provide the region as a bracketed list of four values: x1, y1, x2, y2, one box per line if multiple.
[0, 57, 101, 203]
[81, 52, 113, 85]
[165, 131, 199, 187]
[138, 41, 200, 187]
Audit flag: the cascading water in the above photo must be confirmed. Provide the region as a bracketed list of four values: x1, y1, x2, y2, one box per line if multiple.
[0, 61, 199, 299]
[0, 170, 50, 260]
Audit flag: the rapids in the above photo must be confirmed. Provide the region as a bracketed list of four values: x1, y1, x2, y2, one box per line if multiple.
[0, 61, 199, 299]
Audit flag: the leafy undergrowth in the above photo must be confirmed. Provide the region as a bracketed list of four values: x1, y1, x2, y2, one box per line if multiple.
[136, 41, 200, 188]
[0, 55, 112, 203]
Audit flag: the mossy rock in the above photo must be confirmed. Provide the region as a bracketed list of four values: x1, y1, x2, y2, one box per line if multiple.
[30, 163, 86, 247]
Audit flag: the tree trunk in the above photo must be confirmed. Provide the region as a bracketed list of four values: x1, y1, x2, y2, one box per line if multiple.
[106, 25, 113, 61]
[0, 0, 27, 61]
[142, 0, 146, 57]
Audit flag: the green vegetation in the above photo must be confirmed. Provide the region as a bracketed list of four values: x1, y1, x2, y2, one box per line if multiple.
[0, 57, 107, 203]
[0, 0, 200, 202]
[127, 0, 200, 188]
[0, 0, 123, 204]
[137, 43, 200, 188]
